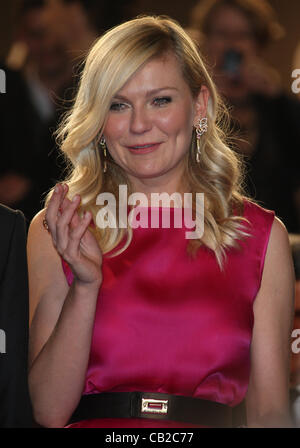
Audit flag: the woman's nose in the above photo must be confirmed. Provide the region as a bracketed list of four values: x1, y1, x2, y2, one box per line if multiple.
[130, 107, 152, 134]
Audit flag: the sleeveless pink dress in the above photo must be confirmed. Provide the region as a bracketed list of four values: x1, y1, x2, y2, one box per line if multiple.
[63, 199, 275, 428]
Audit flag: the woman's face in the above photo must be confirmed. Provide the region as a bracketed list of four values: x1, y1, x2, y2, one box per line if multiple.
[103, 52, 208, 195]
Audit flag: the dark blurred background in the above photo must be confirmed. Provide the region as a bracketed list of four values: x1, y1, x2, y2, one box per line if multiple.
[1, 0, 300, 90]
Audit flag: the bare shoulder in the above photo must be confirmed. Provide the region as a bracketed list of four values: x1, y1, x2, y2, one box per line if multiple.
[268, 216, 291, 251]
[27, 209, 69, 325]
[251, 215, 295, 345]
[28, 207, 49, 240]
[27, 208, 47, 246]
[27, 208, 59, 281]
[261, 216, 295, 289]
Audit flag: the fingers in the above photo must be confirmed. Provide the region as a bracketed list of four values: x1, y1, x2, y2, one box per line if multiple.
[44, 184, 102, 286]
[45, 183, 69, 241]
[45, 183, 81, 249]
[59, 193, 81, 230]
[55, 194, 81, 253]
[63, 212, 93, 263]
[45, 183, 95, 264]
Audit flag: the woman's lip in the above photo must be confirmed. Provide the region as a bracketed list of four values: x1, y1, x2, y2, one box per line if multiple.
[126, 143, 161, 154]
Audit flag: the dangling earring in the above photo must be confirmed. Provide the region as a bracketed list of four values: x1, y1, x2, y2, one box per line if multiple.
[99, 136, 107, 173]
[195, 117, 208, 163]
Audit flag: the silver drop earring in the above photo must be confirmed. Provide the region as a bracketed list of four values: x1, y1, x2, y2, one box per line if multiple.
[195, 117, 208, 163]
[99, 136, 107, 173]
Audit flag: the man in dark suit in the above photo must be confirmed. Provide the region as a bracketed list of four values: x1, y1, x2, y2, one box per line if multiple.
[0, 204, 33, 427]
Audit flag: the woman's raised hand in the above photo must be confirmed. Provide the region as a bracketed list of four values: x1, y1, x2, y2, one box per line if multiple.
[45, 183, 103, 287]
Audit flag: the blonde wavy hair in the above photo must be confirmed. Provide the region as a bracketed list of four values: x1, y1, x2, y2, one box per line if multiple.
[46, 15, 254, 271]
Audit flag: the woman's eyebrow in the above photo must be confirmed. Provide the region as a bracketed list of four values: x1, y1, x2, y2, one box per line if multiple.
[112, 87, 179, 101]
[145, 87, 179, 96]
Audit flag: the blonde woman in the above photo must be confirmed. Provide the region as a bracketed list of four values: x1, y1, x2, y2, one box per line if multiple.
[27, 16, 295, 428]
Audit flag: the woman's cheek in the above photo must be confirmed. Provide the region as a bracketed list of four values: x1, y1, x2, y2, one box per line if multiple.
[155, 111, 183, 133]
[104, 115, 129, 138]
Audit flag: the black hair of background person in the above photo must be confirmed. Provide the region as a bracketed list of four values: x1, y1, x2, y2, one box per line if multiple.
[0, 204, 34, 427]
[0, 63, 69, 227]
[16, 0, 136, 41]
[61, 0, 135, 33]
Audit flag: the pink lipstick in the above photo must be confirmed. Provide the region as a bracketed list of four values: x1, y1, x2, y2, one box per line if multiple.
[127, 143, 161, 154]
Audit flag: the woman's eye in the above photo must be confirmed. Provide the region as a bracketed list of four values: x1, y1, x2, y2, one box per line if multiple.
[153, 97, 172, 107]
[110, 102, 127, 111]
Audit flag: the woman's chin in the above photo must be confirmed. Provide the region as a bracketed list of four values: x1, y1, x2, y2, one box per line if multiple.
[130, 169, 171, 183]
[126, 164, 168, 180]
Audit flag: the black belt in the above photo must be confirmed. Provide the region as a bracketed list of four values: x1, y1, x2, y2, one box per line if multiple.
[69, 391, 246, 427]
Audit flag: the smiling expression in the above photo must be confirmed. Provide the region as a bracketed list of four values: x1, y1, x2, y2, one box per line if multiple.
[103, 52, 207, 194]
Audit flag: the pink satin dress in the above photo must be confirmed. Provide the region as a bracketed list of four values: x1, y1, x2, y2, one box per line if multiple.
[63, 199, 275, 428]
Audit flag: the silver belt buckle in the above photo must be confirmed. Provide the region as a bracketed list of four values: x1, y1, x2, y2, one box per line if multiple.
[141, 397, 169, 415]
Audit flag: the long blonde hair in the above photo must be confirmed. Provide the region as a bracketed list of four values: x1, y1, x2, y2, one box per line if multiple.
[47, 15, 254, 270]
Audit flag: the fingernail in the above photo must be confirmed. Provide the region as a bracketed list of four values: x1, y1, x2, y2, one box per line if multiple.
[72, 195, 79, 203]
[54, 184, 60, 193]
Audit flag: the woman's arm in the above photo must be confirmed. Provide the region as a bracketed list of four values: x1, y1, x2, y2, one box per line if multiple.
[28, 185, 102, 428]
[245, 217, 295, 427]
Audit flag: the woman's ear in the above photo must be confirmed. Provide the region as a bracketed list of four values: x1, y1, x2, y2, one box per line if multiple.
[193, 85, 210, 125]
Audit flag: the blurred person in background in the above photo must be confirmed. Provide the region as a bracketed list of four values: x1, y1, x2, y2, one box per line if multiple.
[0, 0, 73, 224]
[290, 234, 300, 427]
[293, 41, 300, 102]
[292, 41, 300, 227]
[188, 0, 300, 234]
[0, 204, 33, 427]
[0, 0, 102, 224]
